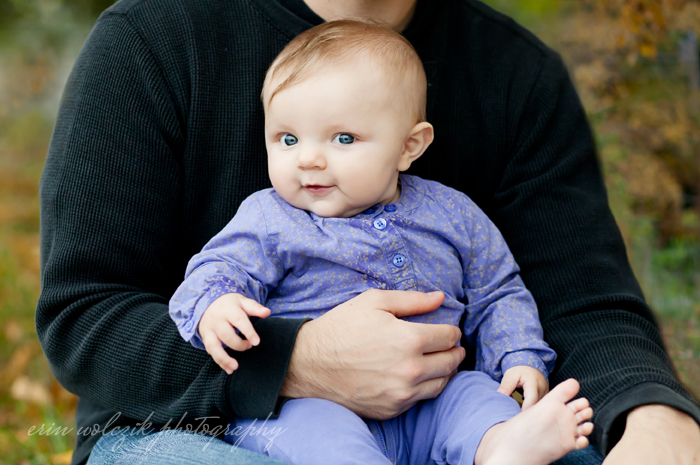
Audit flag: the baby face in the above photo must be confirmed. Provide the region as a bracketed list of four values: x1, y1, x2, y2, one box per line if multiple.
[264, 68, 417, 218]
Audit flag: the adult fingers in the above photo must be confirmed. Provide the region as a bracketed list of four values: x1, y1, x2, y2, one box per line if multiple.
[410, 375, 452, 405]
[368, 289, 445, 318]
[406, 321, 462, 354]
[414, 347, 465, 383]
[202, 331, 239, 374]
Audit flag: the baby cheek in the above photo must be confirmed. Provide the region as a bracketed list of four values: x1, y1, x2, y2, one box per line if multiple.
[268, 162, 295, 196]
[355, 171, 389, 202]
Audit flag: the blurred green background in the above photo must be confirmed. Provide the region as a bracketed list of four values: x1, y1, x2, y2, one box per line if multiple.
[0, 0, 699, 463]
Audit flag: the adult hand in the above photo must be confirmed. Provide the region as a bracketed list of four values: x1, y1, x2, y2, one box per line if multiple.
[280, 289, 465, 419]
[603, 404, 700, 464]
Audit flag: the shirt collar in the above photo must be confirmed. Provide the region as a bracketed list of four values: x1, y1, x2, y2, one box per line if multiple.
[357, 174, 424, 218]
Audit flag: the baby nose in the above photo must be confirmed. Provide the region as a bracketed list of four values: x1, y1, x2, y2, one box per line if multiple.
[297, 146, 326, 170]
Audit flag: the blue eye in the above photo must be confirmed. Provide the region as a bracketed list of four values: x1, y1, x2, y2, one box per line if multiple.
[280, 134, 298, 146]
[333, 133, 355, 145]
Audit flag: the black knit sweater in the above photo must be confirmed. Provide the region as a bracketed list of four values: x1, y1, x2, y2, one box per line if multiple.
[37, 0, 700, 463]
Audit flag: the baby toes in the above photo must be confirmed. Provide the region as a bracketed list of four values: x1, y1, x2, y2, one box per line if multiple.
[550, 379, 581, 404]
[575, 435, 590, 450]
[576, 407, 593, 423]
[577, 421, 594, 437]
[566, 397, 589, 414]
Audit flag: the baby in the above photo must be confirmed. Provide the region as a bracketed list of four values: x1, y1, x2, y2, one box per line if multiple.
[170, 20, 593, 465]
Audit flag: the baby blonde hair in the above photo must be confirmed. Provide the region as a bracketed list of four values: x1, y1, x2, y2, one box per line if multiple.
[262, 20, 427, 123]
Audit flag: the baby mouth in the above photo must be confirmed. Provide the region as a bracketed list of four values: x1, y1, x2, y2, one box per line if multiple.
[304, 185, 334, 195]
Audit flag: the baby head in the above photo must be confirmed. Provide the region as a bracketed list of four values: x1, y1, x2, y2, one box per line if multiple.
[262, 20, 434, 218]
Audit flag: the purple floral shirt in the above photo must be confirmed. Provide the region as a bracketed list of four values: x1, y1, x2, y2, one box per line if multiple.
[169, 175, 556, 381]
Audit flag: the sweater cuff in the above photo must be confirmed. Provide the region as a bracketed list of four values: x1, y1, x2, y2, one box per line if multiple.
[593, 383, 700, 455]
[225, 316, 310, 418]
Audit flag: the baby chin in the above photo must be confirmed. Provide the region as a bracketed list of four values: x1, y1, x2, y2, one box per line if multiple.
[281, 186, 375, 218]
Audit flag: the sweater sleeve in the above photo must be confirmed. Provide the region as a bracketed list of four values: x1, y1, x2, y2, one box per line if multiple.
[170, 195, 285, 349]
[457, 195, 556, 382]
[36, 11, 304, 426]
[491, 51, 700, 453]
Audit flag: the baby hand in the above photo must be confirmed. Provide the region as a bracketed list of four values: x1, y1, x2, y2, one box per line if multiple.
[497, 365, 549, 409]
[198, 293, 271, 375]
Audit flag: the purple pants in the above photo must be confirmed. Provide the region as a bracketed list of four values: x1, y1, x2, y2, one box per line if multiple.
[227, 371, 522, 465]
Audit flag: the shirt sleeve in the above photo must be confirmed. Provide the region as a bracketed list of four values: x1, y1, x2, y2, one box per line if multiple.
[490, 51, 700, 453]
[170, 196, 284, 349]
[458, 195, 557, 381]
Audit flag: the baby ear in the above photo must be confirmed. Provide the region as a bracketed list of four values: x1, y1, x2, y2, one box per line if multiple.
[398, 122, 434, 171]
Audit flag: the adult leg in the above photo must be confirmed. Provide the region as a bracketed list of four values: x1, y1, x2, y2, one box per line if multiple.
[86, 428, 286, 464]
[231, 398, 392, 465]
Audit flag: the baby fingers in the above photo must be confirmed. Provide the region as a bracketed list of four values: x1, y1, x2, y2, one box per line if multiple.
[521, 382, 539, 410]
[217, 321, 254, 351]
[239, 297, 272, 319]
[202, 331, 239, 374]
[225, 308, 262, 346]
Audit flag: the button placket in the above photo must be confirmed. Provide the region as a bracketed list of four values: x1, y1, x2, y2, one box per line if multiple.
[372, 218, 416, 290]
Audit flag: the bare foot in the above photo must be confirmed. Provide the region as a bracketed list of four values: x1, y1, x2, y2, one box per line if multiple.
[474, 379, 594, 465]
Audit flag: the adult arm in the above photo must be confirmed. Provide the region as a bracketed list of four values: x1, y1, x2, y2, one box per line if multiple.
[37, 12, 303, 423]
[491, 50, 700, 456]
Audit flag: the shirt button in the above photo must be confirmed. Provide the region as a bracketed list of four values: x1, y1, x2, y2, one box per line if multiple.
[373, 218, 387, 230]
[384, 204, 397, 212]
[185, 320, 194, 331]
[392, 254, 406, 267]
[365, 206, 377, 214]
